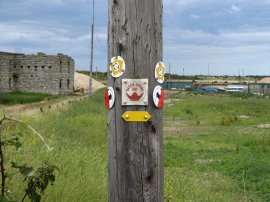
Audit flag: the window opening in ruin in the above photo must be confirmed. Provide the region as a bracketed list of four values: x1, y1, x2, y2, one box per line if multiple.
[60, 61, 62, 72]
[35, 66, 37, 71]
[14, 65, 16, 68]
[27, 66, 30, 69]
[67, 79, 70, 89]
[59, 79, 62, 89]
[68, 62, 70, 73]
[49, 66, 52, 69]
[9, 78, 11, 88]
[12, 73, 19, 82]
[30, 75, 33, 78]
[42, 66, 45, 69]
[20, 66, 23, 69]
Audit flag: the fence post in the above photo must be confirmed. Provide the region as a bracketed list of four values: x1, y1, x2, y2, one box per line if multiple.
[108, 0, 164, 201]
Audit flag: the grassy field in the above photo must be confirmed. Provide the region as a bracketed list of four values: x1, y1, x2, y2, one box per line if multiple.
[0, 91, 59, 105]
[1, 90, 270, 201]
[164, 93, 270, 201]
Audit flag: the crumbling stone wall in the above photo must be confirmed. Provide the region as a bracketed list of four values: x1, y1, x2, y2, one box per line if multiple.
[0, 52, 74, 95]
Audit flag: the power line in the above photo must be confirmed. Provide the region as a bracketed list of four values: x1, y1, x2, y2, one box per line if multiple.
[95, 34, 106, 53]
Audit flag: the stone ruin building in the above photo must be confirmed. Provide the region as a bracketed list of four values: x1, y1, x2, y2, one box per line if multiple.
[0, 51, 74, 95]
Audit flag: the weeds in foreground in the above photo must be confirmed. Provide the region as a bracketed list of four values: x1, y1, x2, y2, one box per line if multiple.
[0, 115, 57, 202]
[220, 115, 238, 125]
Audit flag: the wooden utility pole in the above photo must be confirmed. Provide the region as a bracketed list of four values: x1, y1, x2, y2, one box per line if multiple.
[169, 62, 171, 90]
[108, 0, 163, 201]
[89, 0, 95, 96]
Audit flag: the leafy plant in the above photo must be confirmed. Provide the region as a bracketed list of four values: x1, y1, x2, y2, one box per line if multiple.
[22, 162, 59, 202]
[0, 115, 56, 201]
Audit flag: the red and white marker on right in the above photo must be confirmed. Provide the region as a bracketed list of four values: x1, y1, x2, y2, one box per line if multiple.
[153, 86, 165, 109]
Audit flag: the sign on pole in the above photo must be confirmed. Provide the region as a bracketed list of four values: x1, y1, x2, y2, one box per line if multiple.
[122, 79, 148, 106]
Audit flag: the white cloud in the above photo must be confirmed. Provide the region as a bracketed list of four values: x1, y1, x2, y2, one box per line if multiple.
[0, 20, 107, 69]
[164, 26, 270, 75]
[190, 14, 200, 19]
[166, 44, 270, 55]
[227, 4, 241, 14]
[165, 27, 270, 46]
[164, 0, 226, 10]
[1, 0, 270, 73]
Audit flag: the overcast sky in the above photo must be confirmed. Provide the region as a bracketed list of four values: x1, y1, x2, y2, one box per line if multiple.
[1, 0, 270, 75]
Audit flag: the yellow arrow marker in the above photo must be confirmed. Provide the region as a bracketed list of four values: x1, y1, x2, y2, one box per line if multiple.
[122, 111, 152, 122]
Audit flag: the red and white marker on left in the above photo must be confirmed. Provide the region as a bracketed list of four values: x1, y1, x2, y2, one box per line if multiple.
[104, 87, 115, 109]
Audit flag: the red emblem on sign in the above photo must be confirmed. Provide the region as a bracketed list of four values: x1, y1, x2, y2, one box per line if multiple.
[104, 87, 115, 109]
[126, 85, 144, 101]
[153, 86, 165, 109]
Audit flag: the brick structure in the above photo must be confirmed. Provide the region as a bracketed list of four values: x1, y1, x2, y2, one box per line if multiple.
[0, 51, 74, 95]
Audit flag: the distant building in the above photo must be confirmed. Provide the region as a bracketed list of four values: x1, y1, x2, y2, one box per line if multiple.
[247, 77, 270, 95]
[226, 85, 248, 93]
[248, 84, 270, 95]
[162, 80, 194, 90]
[0, 51, 74, 95]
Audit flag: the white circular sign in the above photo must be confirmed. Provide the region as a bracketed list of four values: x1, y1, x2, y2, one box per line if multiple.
[109, 56, 126, 78]
[153, 86, 165, 109]
[104, 87, 115, 109]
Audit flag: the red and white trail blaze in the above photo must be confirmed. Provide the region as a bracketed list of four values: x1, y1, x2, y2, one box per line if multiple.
[153, 86, 165, 109]
[104, 87, 115, 109]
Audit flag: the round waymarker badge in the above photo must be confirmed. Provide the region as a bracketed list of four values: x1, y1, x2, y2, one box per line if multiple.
[104, 87, 115, 109]
[155, 62, 165, 84]
[109, 56, 126, 78]
[153, 86, 165, 109]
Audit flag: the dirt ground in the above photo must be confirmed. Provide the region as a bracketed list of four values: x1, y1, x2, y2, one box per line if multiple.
[0, 95, 88, 117]
[1, 73, 106, 117]
[74, 72, 105, 93]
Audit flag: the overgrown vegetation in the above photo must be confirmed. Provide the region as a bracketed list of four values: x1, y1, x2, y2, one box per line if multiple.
[0, 115, 57, 202]
[2, 90, 108, 201]
[2, 89, 270, 201]
[0, 92, 59, 105]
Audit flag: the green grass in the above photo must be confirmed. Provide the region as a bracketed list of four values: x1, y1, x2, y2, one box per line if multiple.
[1, 90, 270, 201]
[0, 91, 60, 105]
[164, 93, 270, 201]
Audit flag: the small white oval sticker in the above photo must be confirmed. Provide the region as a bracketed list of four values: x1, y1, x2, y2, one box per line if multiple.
[155, 62, 165, 83]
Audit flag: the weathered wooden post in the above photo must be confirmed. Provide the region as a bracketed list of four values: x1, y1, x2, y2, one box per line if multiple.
[107, 0, 164, 201]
